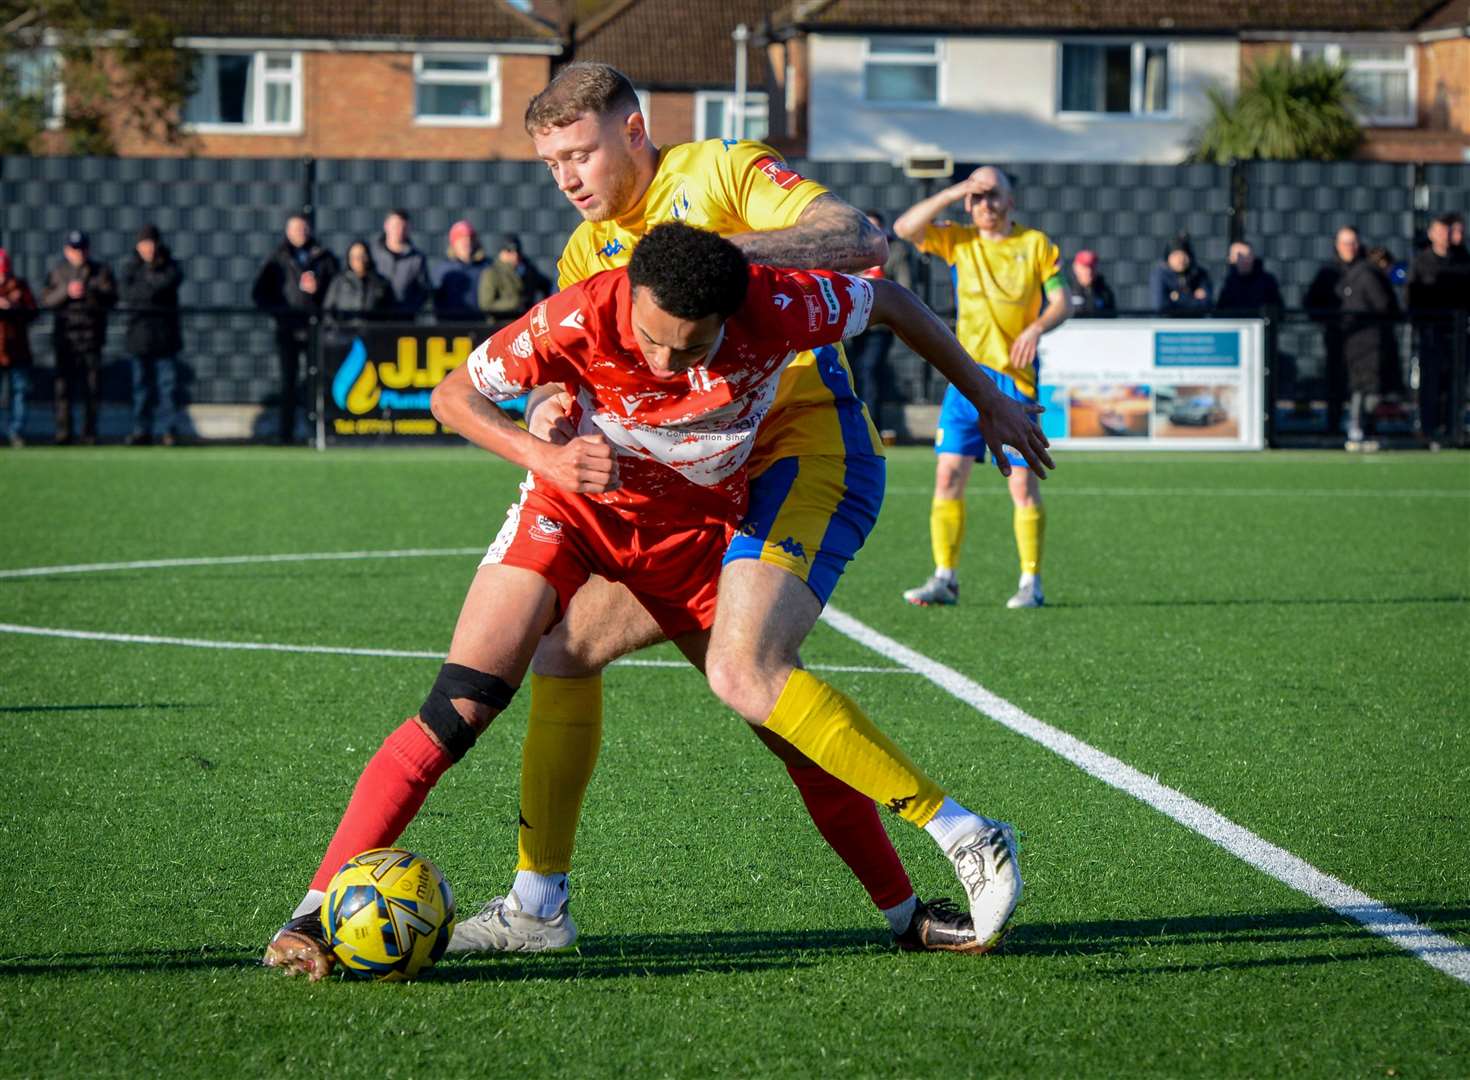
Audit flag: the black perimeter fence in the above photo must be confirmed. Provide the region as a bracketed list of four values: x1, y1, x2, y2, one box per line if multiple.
[1, 155, 1468, 448]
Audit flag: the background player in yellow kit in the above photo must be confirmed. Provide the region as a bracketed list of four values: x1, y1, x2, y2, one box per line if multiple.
[895, 166, 1070, 610]
[449, 64, 1052, 956]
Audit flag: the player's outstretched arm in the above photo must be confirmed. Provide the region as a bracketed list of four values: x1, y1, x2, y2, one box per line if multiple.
[868, 279, 1055, 477]
[431, 365, 619, 493]
[726, 193, 887, 272]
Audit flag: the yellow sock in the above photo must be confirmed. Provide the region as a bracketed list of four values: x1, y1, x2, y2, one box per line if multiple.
[1014, 504, 1044, 576]
[516, 673, 603, 874]
[930, 497, 965, 573]
[762, 669, 945, 827]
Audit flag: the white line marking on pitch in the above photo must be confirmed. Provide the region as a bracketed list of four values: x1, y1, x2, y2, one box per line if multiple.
[0, 623, 907, 676]
[820, 604, 1470, 988]
[0, 547, 486, 580]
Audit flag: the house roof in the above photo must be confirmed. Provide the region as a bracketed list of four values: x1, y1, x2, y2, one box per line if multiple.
[120, 0, 562, 42]
[572, 0, 785, 88]
[775, 0, 1457, 34]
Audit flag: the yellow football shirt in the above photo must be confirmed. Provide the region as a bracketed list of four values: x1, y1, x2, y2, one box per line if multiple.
[558, 139, 884, 467]
[919, 222, 1062, 398]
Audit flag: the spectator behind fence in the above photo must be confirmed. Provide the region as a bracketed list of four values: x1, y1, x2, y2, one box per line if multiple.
[0, 248, 39, 448]
[324, 240, 393, 321]
[42, 229, 116, 444]
[119, 224, 184, 447]
[1447, 211, 1467, 260]
[846, 210, 913, 432]
[1067, 249, 1115, 318]
[1303, 226, 1361, 435]
[370, 209, 431, 316]
[478, 234, 552, 325]
[1150, 234, 1212, 316]
[431, 220, 489, 322]
[1407, 214, 1469, 448]
[1340, 245, 1402, 451]
[253, 214, 339, 444]
[1215, 241, 1283, 314]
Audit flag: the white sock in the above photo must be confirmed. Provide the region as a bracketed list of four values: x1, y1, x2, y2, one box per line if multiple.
[292, 889, 325, 920]
[881, 894, 918, 935]
[923, 797, 989, 852]
[936, 567, 958, 584]
[514, 870, 569, 918]
[1019, 571, 1039, 588]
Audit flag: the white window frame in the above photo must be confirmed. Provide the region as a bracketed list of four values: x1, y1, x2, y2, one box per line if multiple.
[183, 49, 303, 134]
[1291, 41, 1416, 127]
[5, 46, 64, 128]
[693, 90, 770, 141]
[1055, 39, 1178, 120]
[413, 53, 500, 127]
[860, 36, 943, 109]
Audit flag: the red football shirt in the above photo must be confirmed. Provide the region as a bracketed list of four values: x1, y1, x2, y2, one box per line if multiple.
[466, 264, 874, 524]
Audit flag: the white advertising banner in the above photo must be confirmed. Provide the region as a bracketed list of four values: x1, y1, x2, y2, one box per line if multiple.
[1033, 319, 1265, 450]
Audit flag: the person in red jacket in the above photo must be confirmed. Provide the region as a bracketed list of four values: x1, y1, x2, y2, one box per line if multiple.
[0, 249, 40, 448]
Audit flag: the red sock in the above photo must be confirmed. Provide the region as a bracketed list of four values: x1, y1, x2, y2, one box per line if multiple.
[786, 763, 914, 911]
[309, 718, 454, 892]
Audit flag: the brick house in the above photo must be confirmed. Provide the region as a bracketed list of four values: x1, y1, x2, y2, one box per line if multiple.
[760, 0, 1470, 163]
[30, 2, 563, 159]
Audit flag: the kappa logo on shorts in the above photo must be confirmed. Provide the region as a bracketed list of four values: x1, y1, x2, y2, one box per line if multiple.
[815, 276, 840, 325]
[529, 515, 564, 544]
[510, 330, 533, 359]
[774, 536, 808, 562]
[530, 302, 550, 340]
[751, 154, 804, 191]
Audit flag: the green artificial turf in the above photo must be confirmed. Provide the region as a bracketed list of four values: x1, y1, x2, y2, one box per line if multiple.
[1, 446, 1467, 1077]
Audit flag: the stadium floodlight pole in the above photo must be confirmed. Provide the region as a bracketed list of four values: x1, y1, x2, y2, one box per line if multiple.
[733, 22, 749, 140]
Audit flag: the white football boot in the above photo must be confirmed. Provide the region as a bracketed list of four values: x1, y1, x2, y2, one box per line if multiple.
[903, 574, 959, 606]
[444, 889, 577, 954]
[1006, 576, 1044, 609]
[946, 822, 1022, 951]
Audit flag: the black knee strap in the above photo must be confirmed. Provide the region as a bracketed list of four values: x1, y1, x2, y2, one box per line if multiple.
[419, 663, 517, 761]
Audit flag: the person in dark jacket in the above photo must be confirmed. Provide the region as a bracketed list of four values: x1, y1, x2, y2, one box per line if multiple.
[478, 234, 552, 327]
[1150, 234, 1212, 316]
[1406, 214, 1468, 446]
[1340, 246, 1401, 450]
[1067, 249, 1116, 318]
[846, 211, 914, 430]
[0, 248, 39, 447]
[369, 209, 431, 316]
[118, 224, 184, 446]
[253, 215, 339, 444]
[1215, 241, 1284, 314]
[323, 240, 392, 321]
[430, 220, 490, 322]
[41, 229, 116, 444]
[1303, 226, 1362, 437]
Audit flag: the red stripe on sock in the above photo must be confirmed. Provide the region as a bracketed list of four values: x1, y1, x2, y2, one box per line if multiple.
[787, 764, 914, 911]
[309, 718, 454, 892]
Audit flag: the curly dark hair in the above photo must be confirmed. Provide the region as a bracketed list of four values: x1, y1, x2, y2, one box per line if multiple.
[627, 223, 750, 321]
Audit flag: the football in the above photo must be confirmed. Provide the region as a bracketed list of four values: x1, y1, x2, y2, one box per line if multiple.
[321, 848, 456, 981]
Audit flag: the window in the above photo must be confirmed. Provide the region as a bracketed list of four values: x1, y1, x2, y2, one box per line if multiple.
[184, 51, 300, 131]
[6, 47, 63, 126]
[414, 54, 499, 125]
[1059, 42, 1171, 116]
[1294, 42, 1414, 125]
[694, 91, 769, 141]
[862, 37, 940, 105]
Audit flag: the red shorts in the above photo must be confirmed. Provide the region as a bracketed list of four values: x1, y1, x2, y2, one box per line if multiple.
[481, 474, 731, 639]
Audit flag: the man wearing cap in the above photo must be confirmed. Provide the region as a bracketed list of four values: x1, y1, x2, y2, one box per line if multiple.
[1067, 250, 1116, 318]
[252, 214, 339, 443]
[42, 230, 116, 444]
[478, 233, 552, 327]
[118, 225, 185, 446]
[431, 220, 490, 323]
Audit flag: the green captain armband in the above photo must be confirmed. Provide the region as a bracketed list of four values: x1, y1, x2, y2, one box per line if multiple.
[1043, 273, 1066, 297]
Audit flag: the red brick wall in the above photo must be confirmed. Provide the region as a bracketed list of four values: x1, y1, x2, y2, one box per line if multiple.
[646, 91, 695, 144]
[50, 50, 555, 159]
[1418, 37, 1470, 134]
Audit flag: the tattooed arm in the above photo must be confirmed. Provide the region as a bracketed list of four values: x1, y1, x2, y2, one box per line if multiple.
[726, 193, 888, 272]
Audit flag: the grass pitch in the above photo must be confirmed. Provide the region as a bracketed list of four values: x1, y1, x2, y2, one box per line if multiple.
[2, 446, 1467, 1077]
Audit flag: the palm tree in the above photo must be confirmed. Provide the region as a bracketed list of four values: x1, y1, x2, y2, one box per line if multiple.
[1190, 54, 1363, 163]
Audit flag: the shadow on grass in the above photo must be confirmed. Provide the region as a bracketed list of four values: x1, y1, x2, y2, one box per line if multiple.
[5, 905, 1465, 982]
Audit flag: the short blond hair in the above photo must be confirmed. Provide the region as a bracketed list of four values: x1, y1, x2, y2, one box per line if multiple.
[525, 62, 641, 133]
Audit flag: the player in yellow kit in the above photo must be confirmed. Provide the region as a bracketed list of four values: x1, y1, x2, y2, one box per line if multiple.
[896, 166, 1070, 610]
[447, 64, 1052, 957]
